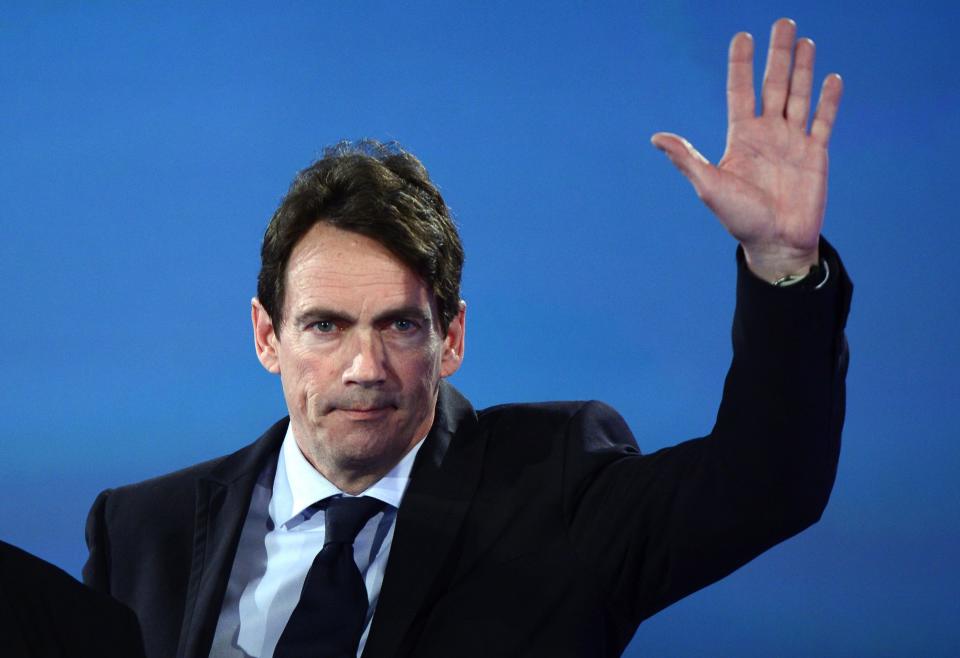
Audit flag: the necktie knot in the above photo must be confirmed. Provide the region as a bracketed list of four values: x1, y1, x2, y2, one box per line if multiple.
[323, 495, 385, 546]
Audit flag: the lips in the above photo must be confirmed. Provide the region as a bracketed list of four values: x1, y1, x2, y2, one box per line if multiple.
[321, 394, 398, 416]
[337, 400, 396, 411]
[335, 406, 393, 420]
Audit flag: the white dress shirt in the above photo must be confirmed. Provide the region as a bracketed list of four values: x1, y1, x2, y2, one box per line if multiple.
[209, 425, 424, 658]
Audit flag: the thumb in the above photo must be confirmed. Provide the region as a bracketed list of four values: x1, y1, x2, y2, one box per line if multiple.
[650, 132, 714, 198]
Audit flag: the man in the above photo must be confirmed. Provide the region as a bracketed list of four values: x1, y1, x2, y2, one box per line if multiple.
[84, 18, 851, 658]
[0, 540, 145, 658]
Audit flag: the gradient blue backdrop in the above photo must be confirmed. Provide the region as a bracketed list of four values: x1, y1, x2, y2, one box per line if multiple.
[2, 2, 957, 656]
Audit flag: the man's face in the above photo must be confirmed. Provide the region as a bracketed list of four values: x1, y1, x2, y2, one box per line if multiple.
[252, 223, 465, 492]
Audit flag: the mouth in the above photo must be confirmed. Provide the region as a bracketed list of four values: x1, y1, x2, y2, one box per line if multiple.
[334, 405, 394, 420]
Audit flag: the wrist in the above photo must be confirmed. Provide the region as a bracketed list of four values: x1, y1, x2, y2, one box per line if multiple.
[742, 243, 820, 283]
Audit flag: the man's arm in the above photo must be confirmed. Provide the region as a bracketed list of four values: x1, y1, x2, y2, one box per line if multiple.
[651, 18, 843, 281]
[563, 18, 851, 631]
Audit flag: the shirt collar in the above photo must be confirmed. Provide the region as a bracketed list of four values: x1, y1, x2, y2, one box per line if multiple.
[270, 422, 426, 529]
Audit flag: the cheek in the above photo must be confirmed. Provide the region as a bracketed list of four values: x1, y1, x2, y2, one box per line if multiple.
[280, 351, 339, 409]
[403, 346, 444, 391]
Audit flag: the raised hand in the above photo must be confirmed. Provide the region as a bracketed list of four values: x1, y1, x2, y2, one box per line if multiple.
[652, 18, 843, 282]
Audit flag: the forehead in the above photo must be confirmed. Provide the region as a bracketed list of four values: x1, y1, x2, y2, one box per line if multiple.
[284, 223, 433, 312]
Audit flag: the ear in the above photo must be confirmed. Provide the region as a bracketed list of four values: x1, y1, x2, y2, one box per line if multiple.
[439, 301, 466, 378]
[252, 298, 281, 374]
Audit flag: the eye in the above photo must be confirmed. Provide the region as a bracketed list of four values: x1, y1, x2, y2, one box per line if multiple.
[393, 319, 417, 332]
[310, 320, 337, 333]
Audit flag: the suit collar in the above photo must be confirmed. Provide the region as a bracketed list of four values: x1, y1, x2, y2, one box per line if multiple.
[176, 417, 288, 658]
[362, 381, 485, 658]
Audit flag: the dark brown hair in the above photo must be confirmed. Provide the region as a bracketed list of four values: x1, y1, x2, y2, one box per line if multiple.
[257, 140, 464, 334]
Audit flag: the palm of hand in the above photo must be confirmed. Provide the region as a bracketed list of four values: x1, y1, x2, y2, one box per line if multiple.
[714, 115, 827, 255]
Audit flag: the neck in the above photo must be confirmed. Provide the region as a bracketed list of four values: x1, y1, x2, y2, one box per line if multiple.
[292, 425, 430, 496]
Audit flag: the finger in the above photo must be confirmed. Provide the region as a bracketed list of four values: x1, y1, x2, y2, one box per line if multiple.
[651, 132, 716, 199]
[785, 38, 815, 129]
[810, 73, 843, 146]
[727, 32, 755, 123]
[761, 18, 796, 117]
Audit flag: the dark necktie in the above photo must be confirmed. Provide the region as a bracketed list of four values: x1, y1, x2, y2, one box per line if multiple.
[274, 495, 385, 658]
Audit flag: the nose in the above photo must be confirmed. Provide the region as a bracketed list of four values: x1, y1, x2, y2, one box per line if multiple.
[342, 330, 388, 386]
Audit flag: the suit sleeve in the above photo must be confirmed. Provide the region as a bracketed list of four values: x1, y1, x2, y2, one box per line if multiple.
[564, 237, 852, 626]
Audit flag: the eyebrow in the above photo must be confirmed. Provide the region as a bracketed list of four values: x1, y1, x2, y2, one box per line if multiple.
[294, 305, 432, 327]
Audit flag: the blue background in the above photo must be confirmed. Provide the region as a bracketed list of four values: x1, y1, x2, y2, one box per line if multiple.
[2, 1, 957, 655]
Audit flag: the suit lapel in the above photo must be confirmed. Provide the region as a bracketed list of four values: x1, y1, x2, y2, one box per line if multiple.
[362, 382, 486, 657]
[176, 418, 288, 658]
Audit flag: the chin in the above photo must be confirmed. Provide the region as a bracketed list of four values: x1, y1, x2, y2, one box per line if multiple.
[326, 426, 408, 465]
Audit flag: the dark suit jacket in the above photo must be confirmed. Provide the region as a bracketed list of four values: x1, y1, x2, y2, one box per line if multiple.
[84, 243, 851, 658]
[0, 540, 145, 658]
